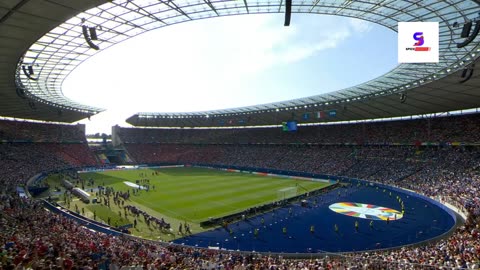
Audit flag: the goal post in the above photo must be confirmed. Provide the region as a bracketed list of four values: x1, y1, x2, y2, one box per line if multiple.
[277, 186, 298, 201]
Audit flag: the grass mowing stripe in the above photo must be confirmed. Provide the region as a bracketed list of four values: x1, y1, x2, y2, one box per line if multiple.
[86, 204, 130, 226]
[155, 175, 272, 192]
[166, 178, 293, 201]
[146, 179, 300, 209]
[132, 196, 192, 221]
[83, 168, 331, 224]
[158, 174, 304, 196]
[185, 179, 324, 202]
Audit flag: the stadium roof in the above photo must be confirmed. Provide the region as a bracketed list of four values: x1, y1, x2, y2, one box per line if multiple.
[0, 0, 105, 122]
[1, 0, 480, 125]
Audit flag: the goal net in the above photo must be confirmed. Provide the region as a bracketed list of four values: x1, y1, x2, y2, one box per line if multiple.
[277, 187, 298, 201]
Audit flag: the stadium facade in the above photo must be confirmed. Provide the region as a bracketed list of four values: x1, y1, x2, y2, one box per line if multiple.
[0, 0, 479, 126]
[1, 1, 480, 268]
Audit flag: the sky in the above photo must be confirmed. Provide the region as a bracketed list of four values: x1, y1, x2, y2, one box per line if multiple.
[62, 14, 398, 135]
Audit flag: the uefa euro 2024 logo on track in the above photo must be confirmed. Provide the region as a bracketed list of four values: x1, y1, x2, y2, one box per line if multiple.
[406, 32, 430, 51]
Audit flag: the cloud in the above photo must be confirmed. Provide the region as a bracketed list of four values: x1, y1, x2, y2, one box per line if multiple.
[225, 15, 366, 72]
[349, 18, 373, 34]
[63, 14, 382, 133]
[272, 28, 352, 64]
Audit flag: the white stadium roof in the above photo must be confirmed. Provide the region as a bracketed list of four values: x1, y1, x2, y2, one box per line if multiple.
[0, 0, 479, 125]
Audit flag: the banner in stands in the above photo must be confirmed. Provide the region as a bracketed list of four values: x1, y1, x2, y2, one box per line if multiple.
[78, 164, 184, 173]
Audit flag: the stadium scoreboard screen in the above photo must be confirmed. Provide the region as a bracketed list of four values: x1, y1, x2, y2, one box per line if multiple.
[282, 121, 297, 132]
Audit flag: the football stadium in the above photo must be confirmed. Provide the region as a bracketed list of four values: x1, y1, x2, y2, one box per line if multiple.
[1, 0, 480, 269]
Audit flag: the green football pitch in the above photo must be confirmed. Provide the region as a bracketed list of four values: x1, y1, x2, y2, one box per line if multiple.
[80, 167, 331, 223]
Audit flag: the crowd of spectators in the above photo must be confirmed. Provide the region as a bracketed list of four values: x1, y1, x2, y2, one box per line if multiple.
[1, 115, 480, 268]
[0, 120, 96, 195]
[116, 113, 480, 145]
[0, 119, 87, 143]
[0, 143, 97, 194]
